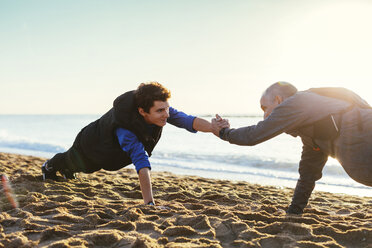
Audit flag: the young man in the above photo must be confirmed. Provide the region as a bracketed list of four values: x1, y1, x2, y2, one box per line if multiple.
[42, 82, 213, 205]
[212, 82, 372, 214]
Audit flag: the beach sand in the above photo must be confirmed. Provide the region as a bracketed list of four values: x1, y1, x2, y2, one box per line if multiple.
[0, 152, 371, 248]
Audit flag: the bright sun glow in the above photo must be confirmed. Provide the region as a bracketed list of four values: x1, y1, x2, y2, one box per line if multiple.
[1, 1, 372, 114]
[277, 1, 372, 101]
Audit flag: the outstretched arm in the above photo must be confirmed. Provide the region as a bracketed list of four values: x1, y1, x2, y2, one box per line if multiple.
[192, 117, 212, 132]
[193, 115, 229, 133]
[138, 167, 154, 204]
[167, 107, 229, 133]
[213, 102, 307, 146]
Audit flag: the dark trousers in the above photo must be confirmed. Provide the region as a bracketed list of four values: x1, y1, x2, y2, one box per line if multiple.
[48, 146, 89, 174]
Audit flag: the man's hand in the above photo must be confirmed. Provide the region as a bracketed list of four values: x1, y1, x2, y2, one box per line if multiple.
[211, 114, 230, 137]
[138, 167, 154, 205]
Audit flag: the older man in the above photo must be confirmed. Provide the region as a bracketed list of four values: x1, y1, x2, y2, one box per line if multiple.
[212, 82, 372, 214]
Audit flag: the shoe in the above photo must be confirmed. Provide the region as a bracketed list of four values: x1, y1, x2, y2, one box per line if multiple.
[286, 204, 304, 215]
[41, 161, 58, 181]
[60, 169, 76, 180]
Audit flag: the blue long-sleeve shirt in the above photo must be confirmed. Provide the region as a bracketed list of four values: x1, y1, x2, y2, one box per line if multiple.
[115, 107, 197, 173]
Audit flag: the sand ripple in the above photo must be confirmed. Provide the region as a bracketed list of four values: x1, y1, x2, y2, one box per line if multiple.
[1, 153, 371, 247]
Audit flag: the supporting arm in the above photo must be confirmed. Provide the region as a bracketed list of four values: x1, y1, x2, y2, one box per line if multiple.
[138, 167, 154, 204]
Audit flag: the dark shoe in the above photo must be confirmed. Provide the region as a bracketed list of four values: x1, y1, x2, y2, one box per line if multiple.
[286, 204, 304, 215]
[60, 169, 76, 180]
[41, 161, 58, 181]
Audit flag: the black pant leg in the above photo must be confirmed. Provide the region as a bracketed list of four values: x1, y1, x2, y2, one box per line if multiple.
[48, 147, 84, 174]
[47, 152, 69, 171]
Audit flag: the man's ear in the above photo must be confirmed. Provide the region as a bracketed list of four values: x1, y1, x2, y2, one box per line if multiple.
[138, 107, 146, 117]
[275, 95, 284, 104]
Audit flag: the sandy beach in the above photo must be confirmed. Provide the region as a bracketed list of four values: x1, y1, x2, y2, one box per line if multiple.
[0, 152, 371, 247]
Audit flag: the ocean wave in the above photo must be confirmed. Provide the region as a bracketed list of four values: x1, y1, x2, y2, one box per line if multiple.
[0, 131, 65, 154]
[151, 151, 346, 176]
[151, 158, 369, 190]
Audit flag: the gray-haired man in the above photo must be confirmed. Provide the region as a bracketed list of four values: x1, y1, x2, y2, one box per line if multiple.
[212, 82, 372, 214]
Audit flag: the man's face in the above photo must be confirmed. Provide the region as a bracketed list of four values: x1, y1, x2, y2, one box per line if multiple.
[260, 95, 281, 119]
[139, 101, 170, 127]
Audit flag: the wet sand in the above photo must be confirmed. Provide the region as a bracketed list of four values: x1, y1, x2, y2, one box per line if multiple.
[0, 152, 371, 248]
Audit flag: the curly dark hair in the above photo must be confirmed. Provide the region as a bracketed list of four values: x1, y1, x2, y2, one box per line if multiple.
[134, 82, 171, 113]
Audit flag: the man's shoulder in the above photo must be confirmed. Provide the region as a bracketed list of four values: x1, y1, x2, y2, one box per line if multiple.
[283, 91, 323, 106]
[168, 106, 177, 114]
[116, 127, 139, 140]
[114, 90, 136, 109]
[168, 107, 183, 118]
[278, 91, 307, 108]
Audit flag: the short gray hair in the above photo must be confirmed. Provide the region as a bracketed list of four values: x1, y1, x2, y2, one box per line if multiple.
[262, 81, 298, 102]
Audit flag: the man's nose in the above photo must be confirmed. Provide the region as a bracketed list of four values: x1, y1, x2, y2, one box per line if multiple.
[165, 110, 170, 118]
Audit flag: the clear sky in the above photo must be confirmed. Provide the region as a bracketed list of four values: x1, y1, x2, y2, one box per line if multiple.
[1, 0, 372, 115]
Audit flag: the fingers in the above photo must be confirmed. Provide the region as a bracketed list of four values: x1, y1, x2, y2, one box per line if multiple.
[212, 114, 230, 129]
[211, 118, 220, 137]
[218, 120, 230, 128]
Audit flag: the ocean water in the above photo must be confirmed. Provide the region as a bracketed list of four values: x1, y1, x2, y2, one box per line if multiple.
[0, 115, 370, 197]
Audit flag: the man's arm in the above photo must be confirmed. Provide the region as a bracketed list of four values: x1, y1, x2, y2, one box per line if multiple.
[195, 114, 229, 133]
[167, 107, 219, 133]
[192, 117, 213, 132]
[212, 99, 309, 146]
[287, 140, 328, 214]
[138, 167, 154, 204]
[116, 128, 154, 205]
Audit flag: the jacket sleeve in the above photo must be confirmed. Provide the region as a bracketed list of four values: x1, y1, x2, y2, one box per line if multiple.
[221, 98, 307, 146]
[288, 139, 328, 214]
[167, 107, 197, 133]
[221, 91, 351, 146]
[116, 128, 151, 173]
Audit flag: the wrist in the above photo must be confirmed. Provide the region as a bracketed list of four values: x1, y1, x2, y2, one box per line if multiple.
[219, 128, 227, 139]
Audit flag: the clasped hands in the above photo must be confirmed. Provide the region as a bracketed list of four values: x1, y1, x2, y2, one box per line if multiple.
[211, 114, 230, 137]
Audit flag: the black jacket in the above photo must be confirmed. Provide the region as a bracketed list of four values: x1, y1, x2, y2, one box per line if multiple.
[73, 91, 163, 172]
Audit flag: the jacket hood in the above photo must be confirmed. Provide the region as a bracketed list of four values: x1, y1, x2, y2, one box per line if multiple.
[113, 90, 139, 127]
